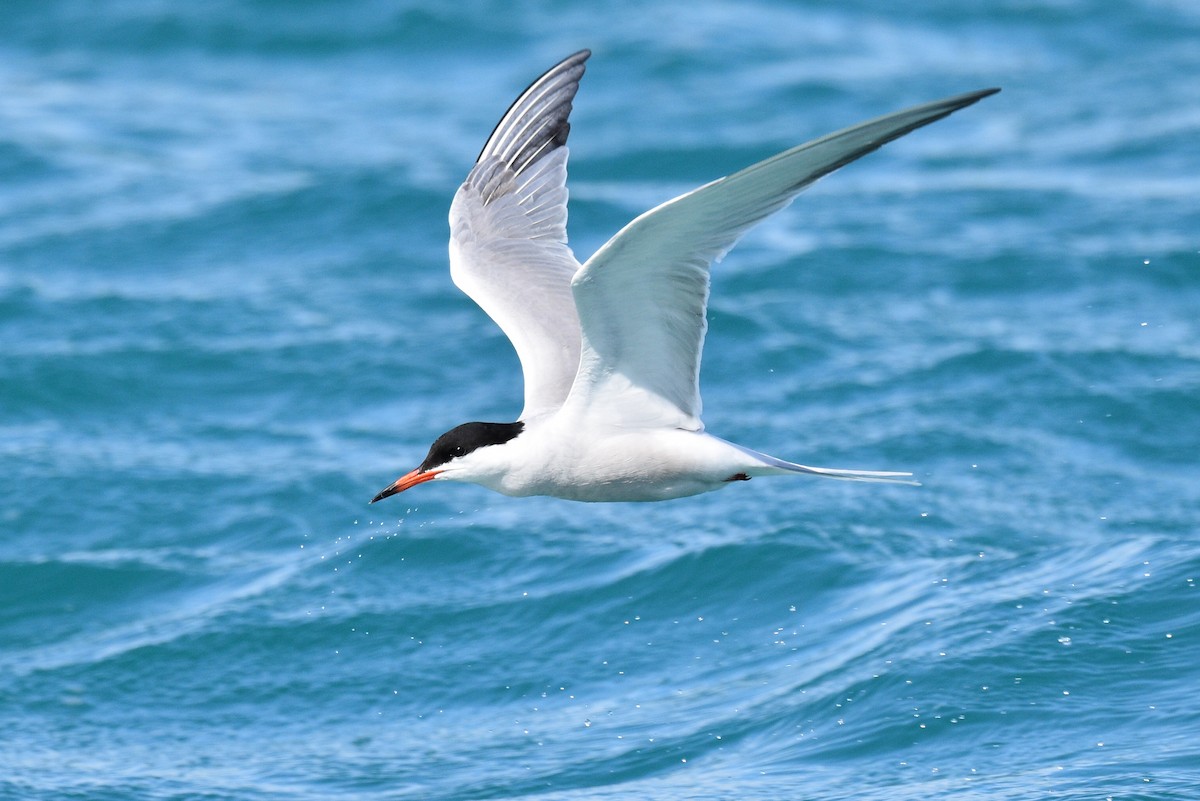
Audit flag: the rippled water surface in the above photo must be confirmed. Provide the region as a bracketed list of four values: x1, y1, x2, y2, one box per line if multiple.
[3, 1, 1199, 799]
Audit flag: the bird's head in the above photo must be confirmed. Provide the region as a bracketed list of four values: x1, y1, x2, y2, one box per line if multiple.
[370, 421, 524, 502]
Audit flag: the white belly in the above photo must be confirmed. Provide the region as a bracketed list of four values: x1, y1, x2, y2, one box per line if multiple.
[485, 425, 757, 502]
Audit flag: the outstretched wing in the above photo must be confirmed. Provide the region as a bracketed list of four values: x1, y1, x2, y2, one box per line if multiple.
[565, 88, 1000, 430]
[448, 50, 591, 420]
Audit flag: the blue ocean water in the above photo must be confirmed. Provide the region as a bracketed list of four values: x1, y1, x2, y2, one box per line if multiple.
[3, 0, 1199, 798]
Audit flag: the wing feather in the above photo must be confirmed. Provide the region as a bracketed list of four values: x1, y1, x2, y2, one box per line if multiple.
[448, 50, 591, 420]
[565, 88, 1000, 429]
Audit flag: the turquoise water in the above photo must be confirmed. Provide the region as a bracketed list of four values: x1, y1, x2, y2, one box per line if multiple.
[3, 1, 1199, 798]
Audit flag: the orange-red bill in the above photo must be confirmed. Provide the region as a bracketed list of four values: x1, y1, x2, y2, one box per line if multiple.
[370, 469, 441, 503]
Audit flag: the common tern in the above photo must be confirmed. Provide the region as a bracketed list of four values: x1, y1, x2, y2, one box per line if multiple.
[372, 50, 997, 503]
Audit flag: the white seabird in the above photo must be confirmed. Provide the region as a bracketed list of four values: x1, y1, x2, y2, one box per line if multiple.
[373, 50, 997, 503]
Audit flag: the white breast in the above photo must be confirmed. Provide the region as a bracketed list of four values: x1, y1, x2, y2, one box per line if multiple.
[467, 418, 758, 502]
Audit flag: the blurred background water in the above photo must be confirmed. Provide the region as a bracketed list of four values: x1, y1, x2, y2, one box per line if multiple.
[2, 1, 1199, 799]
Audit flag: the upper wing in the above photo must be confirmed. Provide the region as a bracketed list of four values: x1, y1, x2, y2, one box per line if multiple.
[448, 50, 591, 420]
[565, 88, 1000, 430]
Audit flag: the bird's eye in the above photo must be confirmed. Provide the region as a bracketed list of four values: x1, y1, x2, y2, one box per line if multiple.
[450, 445, 466, 457]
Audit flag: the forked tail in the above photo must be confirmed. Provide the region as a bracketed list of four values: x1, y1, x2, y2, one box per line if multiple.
[729, 441, 921, 486]
[765, 461, 921, 485]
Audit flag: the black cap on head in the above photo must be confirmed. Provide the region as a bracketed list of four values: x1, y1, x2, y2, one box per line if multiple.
[418, 421, 525, 472]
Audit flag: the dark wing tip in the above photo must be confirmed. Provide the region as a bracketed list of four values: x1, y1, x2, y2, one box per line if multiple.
[475, 50, 591, 174]
[768, 85, 1003, 193]
[949, 86, 1001, 108]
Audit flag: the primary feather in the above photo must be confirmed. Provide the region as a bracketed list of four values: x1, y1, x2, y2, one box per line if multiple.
[448, 50, 590, 421]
